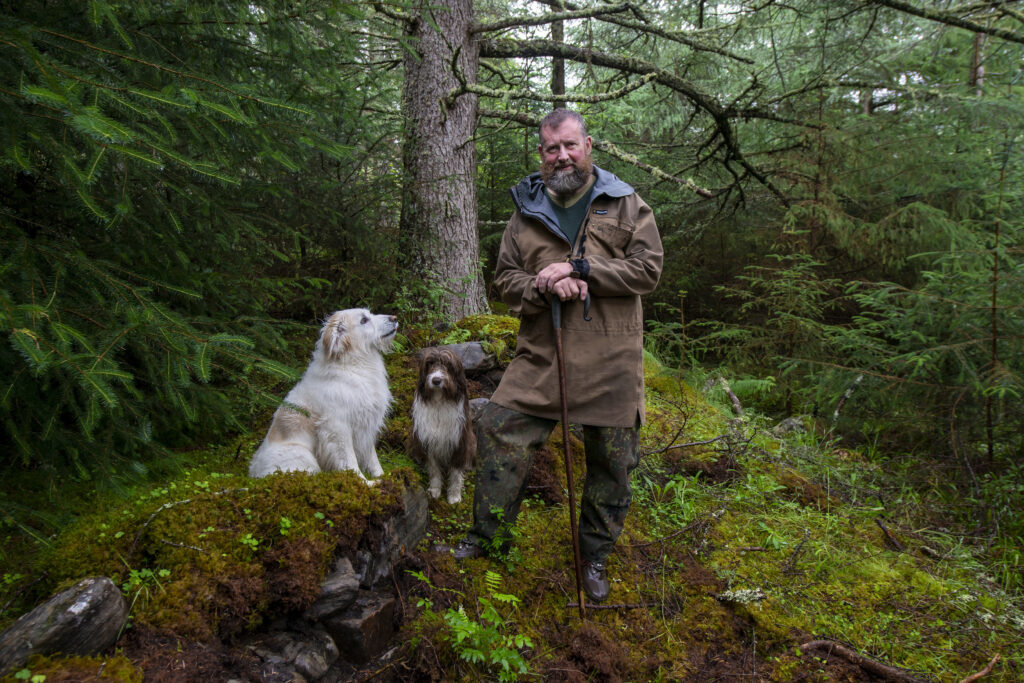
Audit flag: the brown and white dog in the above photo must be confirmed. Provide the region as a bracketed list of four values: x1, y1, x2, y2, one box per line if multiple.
[407, 347, 476, 503]
[249, 308, 398, 482]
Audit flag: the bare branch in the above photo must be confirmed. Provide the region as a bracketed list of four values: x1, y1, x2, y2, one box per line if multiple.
[869, 0, 1024, 44]
[477, 107, 715, 198]
[450, 71, 658, 105]
[473, 2, 632, 34]
[800, 640, 931, 683]
[478, 37, 789, 204]
[593, 139, 715, 198]
[532, 0, 754, 64]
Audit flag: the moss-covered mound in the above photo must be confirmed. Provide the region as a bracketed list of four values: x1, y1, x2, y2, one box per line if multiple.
[27, 467, 417, 643]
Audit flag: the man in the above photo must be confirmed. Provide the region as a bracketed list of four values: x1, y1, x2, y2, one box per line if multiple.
[453, 109, 663, 604]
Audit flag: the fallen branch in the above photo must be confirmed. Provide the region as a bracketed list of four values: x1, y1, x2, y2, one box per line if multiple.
[159, 538, 208, 553]
[644, 433, 727, 457]
[832, 374, 863, 421]
[565, 601, 654, 610]
[719, 377, 743, 416]
[623, 517, 708, 548]
[782, 530, 810, 574]
[959, 654, 1001, 683]
[875, 518, 905, 552]
[800, 640, 930, 683]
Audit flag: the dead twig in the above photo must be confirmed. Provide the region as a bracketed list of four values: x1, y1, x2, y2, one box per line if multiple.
[159, 539, 208, 553]
[719, 377, 743, 416]
[800, 640, 930, 683]
[875, 518, 905, 552]
[623, 517, 707, 548]
[565, 601, 654, 610]
[959, 654, 1001, 683]
[129, 487, 249, 558]
[782, 530, 810, 574]
[644, 434, 727, 457]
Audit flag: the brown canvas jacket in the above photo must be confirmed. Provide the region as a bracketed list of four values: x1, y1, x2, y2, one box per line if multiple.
[489, 166, 664, 428]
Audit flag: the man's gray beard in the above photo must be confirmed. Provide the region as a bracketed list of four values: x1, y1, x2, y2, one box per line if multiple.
[541, 160, 593, 196]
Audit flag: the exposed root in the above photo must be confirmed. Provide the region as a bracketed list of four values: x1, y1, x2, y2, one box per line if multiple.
[800, 640, 929, 683]
[959, 654, 1001, 683]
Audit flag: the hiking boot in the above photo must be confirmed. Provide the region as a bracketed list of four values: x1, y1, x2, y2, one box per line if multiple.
[452, 539, 484, 560]
[582, 560, 610, 603]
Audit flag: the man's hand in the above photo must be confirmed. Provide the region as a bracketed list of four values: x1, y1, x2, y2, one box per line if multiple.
[535, 262, 588, 301]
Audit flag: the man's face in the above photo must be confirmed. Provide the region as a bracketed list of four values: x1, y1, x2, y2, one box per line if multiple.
[538, 119, 593, 196]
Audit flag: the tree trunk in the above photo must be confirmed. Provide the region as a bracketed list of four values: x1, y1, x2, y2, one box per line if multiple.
[400, 0, 487, 321]
[551, 14, 565, 110]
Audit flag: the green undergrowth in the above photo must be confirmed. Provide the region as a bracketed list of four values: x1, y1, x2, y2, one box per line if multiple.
[1, 316, 1021, 681]
[407, 349, 1023, 682]
[0, 449, 419, 641]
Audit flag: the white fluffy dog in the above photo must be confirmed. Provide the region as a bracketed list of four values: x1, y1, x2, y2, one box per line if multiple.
[249, 308, 399, 481]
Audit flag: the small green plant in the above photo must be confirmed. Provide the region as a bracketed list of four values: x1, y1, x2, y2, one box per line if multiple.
[239, 533, 259, 552]
[14, 668, 46, 683]
[484, 507, 523, 570]
[120, 566, 171, 627]
[278, 516, 294, 536]
[413, 569, 533, 682]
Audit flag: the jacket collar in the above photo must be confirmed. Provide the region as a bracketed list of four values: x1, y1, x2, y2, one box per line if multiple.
[510, 165, 634, 239]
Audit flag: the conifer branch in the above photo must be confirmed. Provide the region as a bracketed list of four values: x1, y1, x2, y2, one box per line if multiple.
[478, 107, 715, 198]
[472, 3, 633, 34]
[478, 37, 789, 204]
[592, 139, 715, 198]
[531, 0, 754, 63]
[36, 29, 310, 113]
[869, 0, 1024, 43]
[449, 71, 656, 106]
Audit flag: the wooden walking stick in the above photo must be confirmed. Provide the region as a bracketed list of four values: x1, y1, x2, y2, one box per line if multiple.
[551, 295, 586, 620]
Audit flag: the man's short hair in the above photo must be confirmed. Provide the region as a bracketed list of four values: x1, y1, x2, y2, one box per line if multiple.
[539, 108, 587, 140]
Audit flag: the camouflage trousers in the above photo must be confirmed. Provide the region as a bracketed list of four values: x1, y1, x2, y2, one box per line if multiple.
[467, 402, 640, 563]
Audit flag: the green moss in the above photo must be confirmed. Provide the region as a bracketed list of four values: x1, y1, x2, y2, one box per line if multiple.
[19, 468, 414, 642]
[2, 654, 142, 683]
[453, 313, 519, 364]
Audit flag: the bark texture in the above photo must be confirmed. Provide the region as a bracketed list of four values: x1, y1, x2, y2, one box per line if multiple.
[400, 0, 487, 321]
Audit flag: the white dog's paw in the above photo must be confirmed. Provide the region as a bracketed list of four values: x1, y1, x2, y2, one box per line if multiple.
[445, 490, 462, 505]
[428, 486, 442, 499]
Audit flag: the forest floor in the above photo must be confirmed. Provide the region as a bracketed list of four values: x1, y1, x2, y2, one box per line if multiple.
[0, 320, 1021, 682]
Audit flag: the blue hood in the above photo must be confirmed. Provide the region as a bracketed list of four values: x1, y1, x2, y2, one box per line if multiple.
[509, 165, 634, 241]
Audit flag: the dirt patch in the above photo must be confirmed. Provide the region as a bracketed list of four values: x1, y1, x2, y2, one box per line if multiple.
[678, 451, 743, 484]
[542, 622, 629, 682]
[780, 469, 844, 510]
[120, 625, 261, 682]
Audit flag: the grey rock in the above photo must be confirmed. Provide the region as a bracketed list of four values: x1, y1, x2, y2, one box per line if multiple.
[324, 594, 395, 665]
[304, 557, 359, 622]
[773, 417, 807, 436]
[355, 485, 428, 589]
[442, 342, 496, 373]
[249, 626, 338, 681]
[0, 576, 127, 675]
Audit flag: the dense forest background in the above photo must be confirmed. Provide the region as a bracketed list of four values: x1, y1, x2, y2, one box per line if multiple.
[1, 0, 1021, 593]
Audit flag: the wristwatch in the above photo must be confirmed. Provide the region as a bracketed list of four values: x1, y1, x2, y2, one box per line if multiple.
[568, 258, 590, 281]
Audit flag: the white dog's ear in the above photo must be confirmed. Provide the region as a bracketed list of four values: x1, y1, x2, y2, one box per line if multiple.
[321, 315, 350, 360]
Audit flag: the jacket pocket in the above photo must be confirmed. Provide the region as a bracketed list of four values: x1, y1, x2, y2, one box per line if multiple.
[587, 218, 632, 257]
